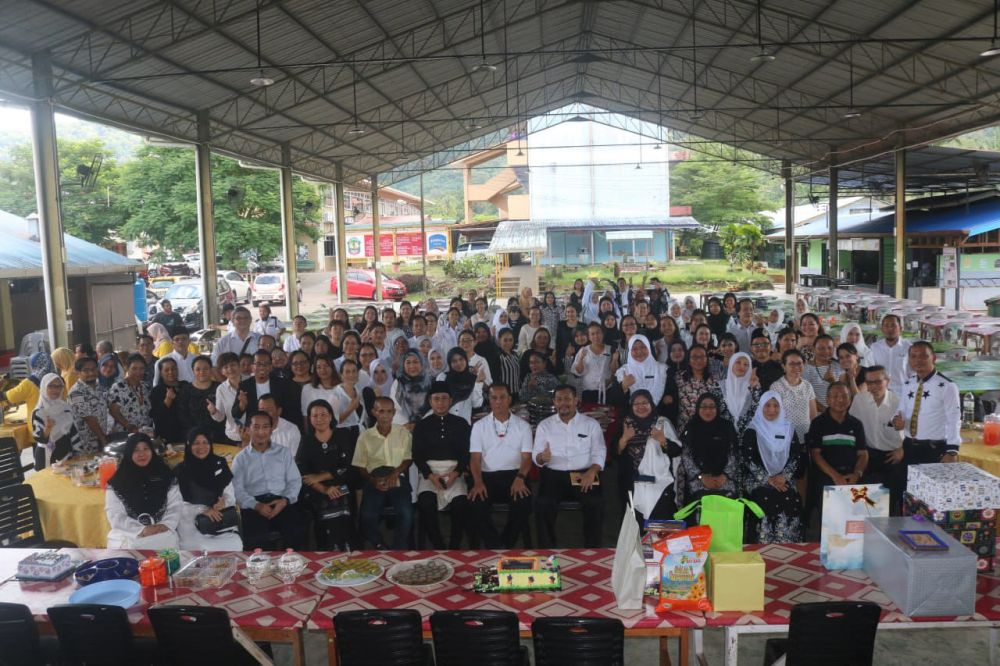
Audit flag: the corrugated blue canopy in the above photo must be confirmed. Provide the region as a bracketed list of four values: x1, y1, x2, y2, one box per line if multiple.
[0, 209, 142, 278]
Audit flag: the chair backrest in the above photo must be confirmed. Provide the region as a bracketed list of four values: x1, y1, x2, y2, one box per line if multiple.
[0, 484, 44, 548]
[334, 609, 426, 666]
[784, 601, 881, 666]
[0, 602, 44, 666]
[531, 617, 624, 666]
[148, 605, 242, 665]
[430, 610, 521, 666]
[0, 438, 24, 488]
[48, 604, 137, 665]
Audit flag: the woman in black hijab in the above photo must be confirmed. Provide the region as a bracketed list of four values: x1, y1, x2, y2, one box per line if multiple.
[706, 297, 731, 341]
[616, 389, 682, 522]
[473, 322, 502, 383]
[174, 427, 242, 550]
[105, 432, 182, 549]
[677, 393, 738, 505]
[601, 311, 622, 349]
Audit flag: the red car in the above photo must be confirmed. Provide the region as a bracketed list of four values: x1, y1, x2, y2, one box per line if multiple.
[330, 269, 407, 300]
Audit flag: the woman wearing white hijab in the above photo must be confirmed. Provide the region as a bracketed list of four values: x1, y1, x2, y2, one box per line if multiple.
[490, 308, 510, 339]
[31, 373, 83, 466]
[739, 391, 803, 543]
[610, 334, 667, 406]
[720, 352, 762, 437]
[580, 279, 603, 325]
[839, 323, 873, 367]
[368, 358, 394, 398]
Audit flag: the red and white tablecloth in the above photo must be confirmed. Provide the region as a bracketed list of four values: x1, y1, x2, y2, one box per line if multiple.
[307, 548, 704, 631]
[703, 542, 1000, 627]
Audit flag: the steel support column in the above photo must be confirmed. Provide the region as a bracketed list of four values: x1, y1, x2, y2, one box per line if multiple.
[30, 53, 70, 349]
[828, 152, 839, 281]
[782, 160, 795, 294]
[195, 111, 219, 329]
[334, 164, 349, 306]
[279, 144, 299, 318]
[895, 149, 907, 298]
[420, 172, 427, 288]
[371, 174, 383, 301]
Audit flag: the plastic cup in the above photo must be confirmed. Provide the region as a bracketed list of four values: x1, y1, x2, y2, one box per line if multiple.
[98, 458, 117, 489]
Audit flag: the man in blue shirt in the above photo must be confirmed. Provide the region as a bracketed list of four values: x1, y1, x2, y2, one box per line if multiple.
[232, 410, 307, 550]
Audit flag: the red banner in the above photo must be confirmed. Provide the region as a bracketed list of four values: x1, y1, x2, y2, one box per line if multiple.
[362, 235, 395, 256]
[395, 232, 424, 256]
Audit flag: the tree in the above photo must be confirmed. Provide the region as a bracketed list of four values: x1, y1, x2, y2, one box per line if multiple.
[118, 146, 321, 266]
[719, 223, 765, 269]
[670, 143, 782, 230]
[0, 138, 125, 245]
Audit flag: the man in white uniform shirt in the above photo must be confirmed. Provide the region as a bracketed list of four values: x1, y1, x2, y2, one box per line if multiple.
[282, 315, 308, 352]
[252, 303, 286, 338]
[891, 341, 961, 512]
[257, 394, 301, 458]
[533, 384, 606, 547]
[849, 365, 903, 506]
[212, 306, 261, 371]
[870, 314, 911, 394]
[468, 383, 533, 548]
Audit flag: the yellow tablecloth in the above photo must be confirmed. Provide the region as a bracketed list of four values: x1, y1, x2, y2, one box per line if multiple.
[24, 444, 242, 548]
[0, 404, 32, 451]
[959, 429, 1000, 477]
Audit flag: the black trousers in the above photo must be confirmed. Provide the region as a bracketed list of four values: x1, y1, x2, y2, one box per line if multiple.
[469, 470, 533, 548]
[863, 448, 903, 515]
[536, 467, 604, 548]
[241, 502, 309, 551]
[417, 492, 469, 549]
[889, 438, 948, 514]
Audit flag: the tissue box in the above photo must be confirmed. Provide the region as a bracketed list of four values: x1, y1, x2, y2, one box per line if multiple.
[903, 493, 996, 572]
[708, 551, 765, 611]
[906, 463, 1000, 509]
[863, 516, 975, 617]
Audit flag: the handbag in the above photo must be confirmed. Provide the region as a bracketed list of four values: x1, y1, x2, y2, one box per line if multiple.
[674, 495, 764, 552]
[194, 506, 239, 535]
[611, 492, 646, 609]
[632, 417, 678, 518]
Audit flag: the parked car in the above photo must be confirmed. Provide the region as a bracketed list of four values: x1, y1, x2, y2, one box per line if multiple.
[219, 270, 251, 303]
[183, 252, 201, 276]
[252, 272, 287, 306]
[329, 269, 407, 301]
[148, 278, 234, 330]
[147, 276, 183, 299]
[453, 241, 492, 260]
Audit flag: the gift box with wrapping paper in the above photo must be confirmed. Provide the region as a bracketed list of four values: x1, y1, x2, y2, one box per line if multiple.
[707, 551, 765, 612]
[820, 484, 890, 570]
[903, 493, 996, 572]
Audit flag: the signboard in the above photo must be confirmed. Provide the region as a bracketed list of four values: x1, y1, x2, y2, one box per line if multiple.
[344, 228, 451, 259]
[606, 230, 653, 240]
[427, 231, 448, 256]
[941, 246, 958, 289]
[395, 232, 424, 257]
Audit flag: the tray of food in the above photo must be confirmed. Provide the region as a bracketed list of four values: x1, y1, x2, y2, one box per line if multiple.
[315, 558, 382, 587]
[172, 555, 239, 588]
[385, 558, 453, 588]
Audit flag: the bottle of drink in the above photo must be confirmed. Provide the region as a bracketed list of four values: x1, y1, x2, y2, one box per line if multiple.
[963, 392, 976, 428]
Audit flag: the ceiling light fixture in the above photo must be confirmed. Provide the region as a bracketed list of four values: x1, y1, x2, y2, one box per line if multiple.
[348, 70, 365, 135]
[250, 3, 274, 87]
[569, 53, 604, 64]
[655, 53, 664, 148]
[842, 45, 862, 119]
[983, 0, 1000, 56]
[472, 0, 498, 72]
[690, 7, 704, 121]
[467, 121, 483, 130]
[749, 0, 774, 64]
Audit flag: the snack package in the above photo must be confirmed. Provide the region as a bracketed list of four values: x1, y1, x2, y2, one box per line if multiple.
[653, 525, 713, 612]
[642, 519, 687, 595]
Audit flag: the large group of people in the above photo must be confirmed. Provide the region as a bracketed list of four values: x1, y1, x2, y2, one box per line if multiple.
[2, 280, 961, 552]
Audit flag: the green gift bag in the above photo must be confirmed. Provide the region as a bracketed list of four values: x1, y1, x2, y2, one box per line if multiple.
[674, 495, 764, 552]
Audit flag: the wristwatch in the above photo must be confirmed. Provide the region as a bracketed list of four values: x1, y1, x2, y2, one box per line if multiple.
[515, 472, 527, 480]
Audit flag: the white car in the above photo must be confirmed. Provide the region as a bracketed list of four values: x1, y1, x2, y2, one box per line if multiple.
[183, 252, 201, 275]
[252, 272, 287, 306]
[453, 241, 492, 260]
[219, 270, 251, 303]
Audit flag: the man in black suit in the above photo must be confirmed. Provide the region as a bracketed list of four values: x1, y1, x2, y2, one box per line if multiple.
[231, 348, 302, 429]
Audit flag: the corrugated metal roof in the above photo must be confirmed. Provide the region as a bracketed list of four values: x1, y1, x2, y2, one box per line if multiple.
[0, 210, 142, 278]
[490, 220, 547, 254]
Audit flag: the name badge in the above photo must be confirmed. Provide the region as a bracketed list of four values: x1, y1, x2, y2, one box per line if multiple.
[577, 433, 588, 438]
[214, 469, 223, 475]
[775, 435, 785, 440]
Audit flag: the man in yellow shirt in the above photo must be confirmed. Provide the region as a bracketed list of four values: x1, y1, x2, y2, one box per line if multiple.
[352, 396, 413, 550]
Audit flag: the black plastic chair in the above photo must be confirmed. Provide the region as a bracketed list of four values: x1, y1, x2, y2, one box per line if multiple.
[148, 605, 258, 666]
[531, 617, 624, 666]
[0, 484, 76, 548]
[430, 610, 528, 666]
[0, 437, 30, 488]
[0, 602, 59, 666]
[334, 609, 432, 666]
[48, 603, 158, 665]
[762, 601, 881, 666]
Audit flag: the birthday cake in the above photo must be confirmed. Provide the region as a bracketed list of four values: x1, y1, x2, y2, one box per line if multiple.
[17, 551, 75, 581]
[474, 555, 561, 592]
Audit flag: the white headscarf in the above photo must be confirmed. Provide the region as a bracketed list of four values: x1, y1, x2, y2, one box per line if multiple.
[840, 323, 873, 366]
[33, 373, 75, 442]
[748, 390, 795, 477]
[368, 358, 394, 397]
[581, 280, 601, 324]
[615, 334, 666, 399]
[722, 352, 753, 420]
[491, 309, 510, 339]
[427, 348, 446, 375]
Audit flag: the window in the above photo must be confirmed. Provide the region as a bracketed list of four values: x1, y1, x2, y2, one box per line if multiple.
[324, 236, 336, 256]
[800, 244, 808, 267]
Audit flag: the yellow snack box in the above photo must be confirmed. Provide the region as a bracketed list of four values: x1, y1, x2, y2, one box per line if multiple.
[708, 551, 765, 612]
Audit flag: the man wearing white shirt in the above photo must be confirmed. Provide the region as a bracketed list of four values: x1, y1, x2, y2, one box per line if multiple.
[532, 384, 606, 547]
[382, 307, 406, 348]
[282, 315, 308, 352]
[253, 303, 286, 338]
[469, 383, 533, 548]
[368, 323, 391, 360]
[850, 365, 903, 506]
[870, 314, 911, 394]
[212, 306, 261, 370]
[257, 394, 301, 458]
[153, 327, 196, 384]
[726, 299, 757, 353]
